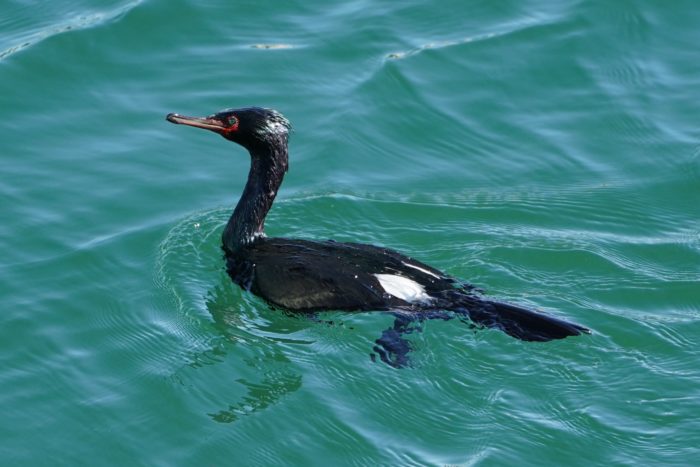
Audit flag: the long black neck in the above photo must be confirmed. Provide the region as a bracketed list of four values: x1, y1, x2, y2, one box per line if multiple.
[223, 140, 288, 252]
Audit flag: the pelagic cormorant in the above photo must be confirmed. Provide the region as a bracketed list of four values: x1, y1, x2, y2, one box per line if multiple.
[166, 107, 589, 366]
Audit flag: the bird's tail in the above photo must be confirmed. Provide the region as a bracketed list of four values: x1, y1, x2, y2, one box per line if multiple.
[451, 297, 589, 342]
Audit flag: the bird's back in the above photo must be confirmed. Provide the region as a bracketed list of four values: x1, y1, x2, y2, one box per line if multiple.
[225, 237, 463, 312]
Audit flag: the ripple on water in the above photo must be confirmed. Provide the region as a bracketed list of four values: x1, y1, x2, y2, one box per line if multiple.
[0, 1, 142, 60]
[155, 208, 321, 425]
[151, 182, 697, 462]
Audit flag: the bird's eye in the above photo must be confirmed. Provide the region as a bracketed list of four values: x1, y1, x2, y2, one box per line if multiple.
[227, 116, 238, 127]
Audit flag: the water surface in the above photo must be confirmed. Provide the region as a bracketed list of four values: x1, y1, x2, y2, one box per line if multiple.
[1, 0, 699, 465]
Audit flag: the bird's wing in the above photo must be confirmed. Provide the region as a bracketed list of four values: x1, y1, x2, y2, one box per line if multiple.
[227, 238, 458, 311]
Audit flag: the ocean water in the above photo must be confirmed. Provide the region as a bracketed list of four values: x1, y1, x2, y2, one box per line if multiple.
[1, 0, 699, 465]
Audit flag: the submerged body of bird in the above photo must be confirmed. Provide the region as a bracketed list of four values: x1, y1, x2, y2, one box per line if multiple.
[166, 107, 589, 367]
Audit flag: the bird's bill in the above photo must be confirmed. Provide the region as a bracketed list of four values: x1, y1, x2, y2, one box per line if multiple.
[166, 113, 225, 132]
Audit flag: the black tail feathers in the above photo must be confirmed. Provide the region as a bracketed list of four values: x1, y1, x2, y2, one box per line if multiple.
[370, 299, 589, 368]
[461, 299, 589, 342]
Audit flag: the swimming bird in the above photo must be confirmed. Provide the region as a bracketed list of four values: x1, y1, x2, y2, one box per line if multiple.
[166, 107, 589, 365]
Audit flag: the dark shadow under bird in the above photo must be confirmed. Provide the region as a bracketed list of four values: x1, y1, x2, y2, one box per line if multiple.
[166, 107, 589, 367]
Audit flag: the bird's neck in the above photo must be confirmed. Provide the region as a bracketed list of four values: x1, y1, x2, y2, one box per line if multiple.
[223, 143, 288, 252]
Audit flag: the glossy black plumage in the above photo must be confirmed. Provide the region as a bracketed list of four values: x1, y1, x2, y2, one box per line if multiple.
[225, 237, 588, 342]
[166, 106, 589, 366]
[226, 238, 450, 311]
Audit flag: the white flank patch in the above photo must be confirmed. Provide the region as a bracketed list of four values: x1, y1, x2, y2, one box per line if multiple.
[401, 261, 441, 279]
[374, 274, 432, 303]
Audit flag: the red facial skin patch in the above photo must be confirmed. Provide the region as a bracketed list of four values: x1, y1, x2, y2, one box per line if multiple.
[224, 120, 239, 133]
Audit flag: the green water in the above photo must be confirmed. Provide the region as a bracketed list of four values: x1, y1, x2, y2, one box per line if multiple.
[2, 0, 699, 465]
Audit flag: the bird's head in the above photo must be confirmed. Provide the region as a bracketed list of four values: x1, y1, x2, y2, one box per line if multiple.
[166, 107, 291, 154]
